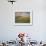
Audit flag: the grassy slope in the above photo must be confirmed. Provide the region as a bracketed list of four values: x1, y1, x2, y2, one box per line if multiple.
[15, 16, 30, 23]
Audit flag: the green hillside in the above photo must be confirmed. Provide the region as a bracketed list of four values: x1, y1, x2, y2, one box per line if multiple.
[15, 16, 30, 23]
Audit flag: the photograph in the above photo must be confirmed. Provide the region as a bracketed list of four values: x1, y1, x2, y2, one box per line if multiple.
[15, 11, 32, 25]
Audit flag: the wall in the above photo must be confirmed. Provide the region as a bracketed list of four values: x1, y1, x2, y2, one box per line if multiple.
[0, 0, 46, 41]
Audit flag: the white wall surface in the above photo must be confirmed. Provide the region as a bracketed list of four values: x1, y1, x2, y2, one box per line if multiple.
[0, 0, 46, 41]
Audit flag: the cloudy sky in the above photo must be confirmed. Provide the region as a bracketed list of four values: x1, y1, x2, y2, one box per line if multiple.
[15, 12, 30, 16]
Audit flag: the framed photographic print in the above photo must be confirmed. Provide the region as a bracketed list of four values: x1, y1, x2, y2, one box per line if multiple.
[14, 10, 33, 26]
